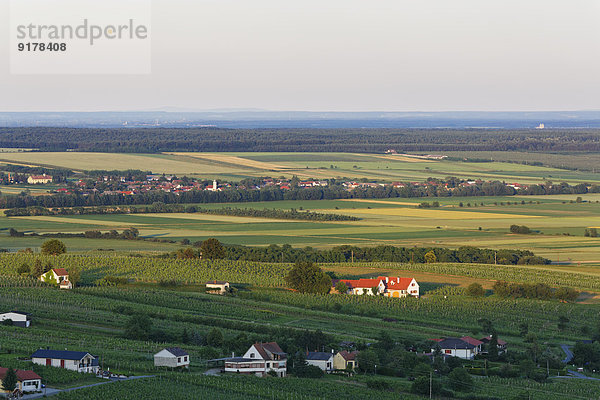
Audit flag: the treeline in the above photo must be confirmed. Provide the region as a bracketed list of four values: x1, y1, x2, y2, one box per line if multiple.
[0, 127, 599, 152]
[8, 227, 141, 241]
[217, 244, 549, 265]
[3, 204, 358, 221]
[493, 281, 579, 301]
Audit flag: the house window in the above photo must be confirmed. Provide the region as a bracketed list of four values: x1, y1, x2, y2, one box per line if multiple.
[178, 357, 181, 363]
[250, 353, 255, 358]
[184, 356, 188, 362]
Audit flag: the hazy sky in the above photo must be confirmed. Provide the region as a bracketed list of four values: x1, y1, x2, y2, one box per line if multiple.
[1, 0, 599, 112]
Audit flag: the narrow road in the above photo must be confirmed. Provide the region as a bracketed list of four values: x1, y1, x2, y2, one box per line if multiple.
[560, 344, 574, 363]
[567, 370, 600, 380]
[22, 375, 155, 399]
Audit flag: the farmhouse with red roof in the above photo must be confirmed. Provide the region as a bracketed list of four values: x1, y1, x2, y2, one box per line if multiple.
[332, 276, 419, 297]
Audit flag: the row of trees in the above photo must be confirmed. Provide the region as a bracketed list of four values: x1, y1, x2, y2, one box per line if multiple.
[493, 281, 579, 301]
[223, 243, 549, 265]
[4, 204, 358, 222]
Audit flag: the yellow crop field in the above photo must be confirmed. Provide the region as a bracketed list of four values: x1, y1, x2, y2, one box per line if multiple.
[340, 207, 542, 220]
[135, 213, 296, 224]
[18, 216, 146, 226]
[338, 199, 418, 206]
[168, 152, 289, 171]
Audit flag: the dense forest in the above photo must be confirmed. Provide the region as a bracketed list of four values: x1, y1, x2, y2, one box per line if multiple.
[0, 127, 599, 152]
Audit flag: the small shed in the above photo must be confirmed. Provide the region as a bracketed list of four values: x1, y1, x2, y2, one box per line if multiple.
[206, 281, 230, 294]
[0, 311, 31, 327]
[154, 347, 190, 368]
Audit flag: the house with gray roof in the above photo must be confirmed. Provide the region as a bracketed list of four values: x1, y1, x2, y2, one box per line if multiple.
[154, 347, 190, 368]
[306, 351, 334, 372]
[31, 349, 99, 373]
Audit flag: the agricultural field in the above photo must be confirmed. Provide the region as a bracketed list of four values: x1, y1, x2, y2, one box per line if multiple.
[1, 151, 600, 398]
[1, 194, 599, 264]
[1, 254, 600, 399]
[1, 151, 600, 183]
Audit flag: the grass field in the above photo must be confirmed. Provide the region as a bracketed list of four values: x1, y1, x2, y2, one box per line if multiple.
[2, 151, 600, 184]
[1, 194, 598, 263]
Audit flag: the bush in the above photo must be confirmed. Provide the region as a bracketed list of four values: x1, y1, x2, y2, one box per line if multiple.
[466, 283, 485, 297]
[366, 378, 391, 390]
[411, 376, 441, 395]
[509, 225, 531, 234]
[294, 364, 324, 378]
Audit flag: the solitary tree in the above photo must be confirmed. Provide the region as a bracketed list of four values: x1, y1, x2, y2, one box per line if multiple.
[200, 238, 226, 259]
[124, 313, 152, 341]
[68, 266, 81, 286]
[31, 259, 43, 278]
[2, 367, 17, 392]
[41, 239, 66, 255]
[285, 261, 332, 294]
[424, 250, 437, 263]
[207, 327, 224, 347]
[356, 349, 379, 373]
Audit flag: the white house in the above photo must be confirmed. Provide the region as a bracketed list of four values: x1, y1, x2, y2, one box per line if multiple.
[154, 347, 190, 368]
[31, 349, 99, 373]
[0, 368, 42, 393]
[380, 277, 420, 298]
[40, 268, 69, 285]
[431, 337, 483, 360]
[27, 174, 52, 184]
[224, 342, 287, 377]
[334, 278, 386, 295]
[332, 276, 419, 298]
[306, 352, 334, 372]
[0, 311, 31, 327]
[205, 280, 230, 294]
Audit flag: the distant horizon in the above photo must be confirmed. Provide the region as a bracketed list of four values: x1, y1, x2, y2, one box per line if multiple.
[3, 109, 600, 129]
[2, 109, 600, 114]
